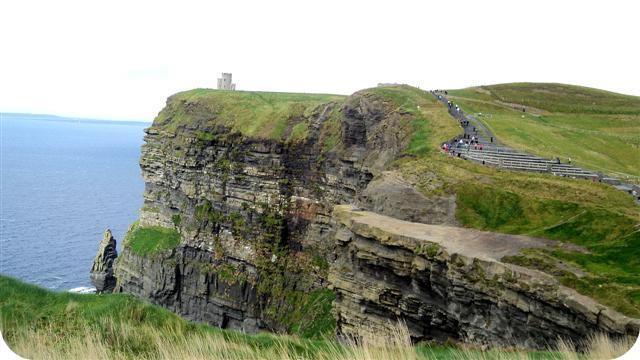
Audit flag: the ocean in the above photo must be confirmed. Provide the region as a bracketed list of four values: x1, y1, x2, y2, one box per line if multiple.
[0, 113, 148, 291]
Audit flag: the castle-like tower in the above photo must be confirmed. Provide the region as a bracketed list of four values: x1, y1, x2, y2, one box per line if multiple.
[217, 73, 236, 90]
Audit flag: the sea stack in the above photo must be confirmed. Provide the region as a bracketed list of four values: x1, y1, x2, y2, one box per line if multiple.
[90, 229, 118, 293]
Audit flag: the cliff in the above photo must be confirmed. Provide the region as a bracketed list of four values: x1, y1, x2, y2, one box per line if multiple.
[329, 205, 640, 349]
[110, 87, 437, 334]
[96, 85, 639, 347]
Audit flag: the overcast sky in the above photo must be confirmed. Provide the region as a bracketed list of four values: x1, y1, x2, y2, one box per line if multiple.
[1, 0, 639, 121]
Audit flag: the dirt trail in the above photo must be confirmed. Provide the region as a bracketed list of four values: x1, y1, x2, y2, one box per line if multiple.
[335, 205, 585, 262]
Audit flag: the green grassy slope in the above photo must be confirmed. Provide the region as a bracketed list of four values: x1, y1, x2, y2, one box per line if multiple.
[371, 86, 640, 317]
[0, 275, 329, 358]
[448, 83, 640, 178]
[153, 89, 346, 141]
[0, 275, 560, 359]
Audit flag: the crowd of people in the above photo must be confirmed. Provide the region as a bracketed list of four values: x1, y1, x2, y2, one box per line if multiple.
[441, 135, 484, 155]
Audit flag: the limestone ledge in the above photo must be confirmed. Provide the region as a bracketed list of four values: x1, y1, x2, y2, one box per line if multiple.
[330, 205, 640, 349]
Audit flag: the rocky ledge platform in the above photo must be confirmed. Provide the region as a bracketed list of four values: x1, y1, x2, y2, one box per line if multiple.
[329, 205, 640, 349]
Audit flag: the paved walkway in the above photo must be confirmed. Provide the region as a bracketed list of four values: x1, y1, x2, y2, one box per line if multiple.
[432, 91, 640, 202]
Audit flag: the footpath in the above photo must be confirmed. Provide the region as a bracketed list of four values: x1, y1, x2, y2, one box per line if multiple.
[432, 91, 640, 203]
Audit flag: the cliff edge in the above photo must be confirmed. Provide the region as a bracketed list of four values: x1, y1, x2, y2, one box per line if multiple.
[329, 205, 640, 349]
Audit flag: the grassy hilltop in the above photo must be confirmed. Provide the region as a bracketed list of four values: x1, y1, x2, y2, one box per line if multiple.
[448, 83, 640, 179]
[153, 89, 346, 141]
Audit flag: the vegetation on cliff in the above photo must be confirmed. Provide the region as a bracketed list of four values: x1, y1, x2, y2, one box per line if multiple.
[366, 85, 640, 318]
[365, 86, 460, 156]
[4, 275, 631, 359]
[153, 88, 345, 141]
[448, 83, 640, 178]
[124, 222, 181, 256]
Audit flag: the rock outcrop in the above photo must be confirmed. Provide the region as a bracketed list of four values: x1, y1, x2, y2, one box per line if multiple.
[356, 171, 458, 225]
[90, 229, 118, 293]
[329, 205, 640, 349]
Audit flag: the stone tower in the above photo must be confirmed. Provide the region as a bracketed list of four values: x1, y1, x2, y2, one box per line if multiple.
[217, 72, 236, 90]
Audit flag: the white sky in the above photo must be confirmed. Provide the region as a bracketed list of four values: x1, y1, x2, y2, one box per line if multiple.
[1, 0, 639, 121]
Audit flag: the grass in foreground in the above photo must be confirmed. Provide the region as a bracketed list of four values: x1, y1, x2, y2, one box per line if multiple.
[448, 83, 640, 179]
[2, 275, 634, 359]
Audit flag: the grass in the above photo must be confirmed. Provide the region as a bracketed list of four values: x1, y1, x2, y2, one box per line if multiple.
[319, 105, 343, 152]
[287, 121, 310, 143]
[124, 223, 181, 256]
[448, 83, 640, 178]
[4, 275, 629, 360]
[0, 275, 332, 359]
[153, 89, 346, 140]
[480, 83, 640, 114]
[286, 289, 336, 339]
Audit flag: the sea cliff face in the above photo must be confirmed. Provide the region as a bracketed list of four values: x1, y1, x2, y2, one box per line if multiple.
[110, 88, 422, 333]
[95, 86, 639, 347]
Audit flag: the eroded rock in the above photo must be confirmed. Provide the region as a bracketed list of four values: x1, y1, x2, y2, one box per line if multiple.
[90, 229, 118, 293]
[329, 205, 640, 349]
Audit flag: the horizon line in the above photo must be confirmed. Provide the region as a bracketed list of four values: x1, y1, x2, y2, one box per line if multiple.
[0, 111, 152, 124]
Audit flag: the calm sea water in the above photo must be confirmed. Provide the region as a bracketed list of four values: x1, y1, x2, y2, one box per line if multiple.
[0, 114, 148, 290]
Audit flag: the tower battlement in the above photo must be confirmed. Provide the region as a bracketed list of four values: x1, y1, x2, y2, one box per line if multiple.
[217, 73, 236, 90]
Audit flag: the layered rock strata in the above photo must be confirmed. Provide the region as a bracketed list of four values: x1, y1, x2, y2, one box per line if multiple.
[110, 89, 419, 333]
[329, 205, 640, 349]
